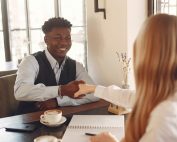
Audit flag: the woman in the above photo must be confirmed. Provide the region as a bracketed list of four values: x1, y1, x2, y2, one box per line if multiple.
[75, 14, 177, 142]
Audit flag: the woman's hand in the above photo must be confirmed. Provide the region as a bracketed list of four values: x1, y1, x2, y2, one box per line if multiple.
[60, 80, 85, 98]
[90, 132, 118, 142]
[74, 84, 96, 98]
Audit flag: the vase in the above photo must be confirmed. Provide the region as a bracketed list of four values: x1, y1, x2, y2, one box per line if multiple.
[121, 72, 129, 89]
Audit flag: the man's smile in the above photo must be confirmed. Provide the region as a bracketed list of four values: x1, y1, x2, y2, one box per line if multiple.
[59, 47, 67, 51]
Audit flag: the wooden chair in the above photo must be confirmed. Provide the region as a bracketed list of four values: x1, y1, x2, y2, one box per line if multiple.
[0, 74, 19, 118]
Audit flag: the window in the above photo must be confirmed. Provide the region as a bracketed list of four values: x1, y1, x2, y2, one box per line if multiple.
[153, 0, 177, 15]
[0, 1, 5, 62]
[60, 0, 86, 65]
[0, 0, 86, 66]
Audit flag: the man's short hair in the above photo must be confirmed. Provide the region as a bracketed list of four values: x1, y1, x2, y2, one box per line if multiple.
[42, 17, 72, 34]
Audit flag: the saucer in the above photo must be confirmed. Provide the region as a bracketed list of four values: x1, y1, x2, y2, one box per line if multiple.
[40, 116, 66, 127]
[34, 135, 61, 142]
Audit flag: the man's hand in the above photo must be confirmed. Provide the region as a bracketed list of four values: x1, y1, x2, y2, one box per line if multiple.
[60, 80, 85, 98]
[35, 98, 58, 111]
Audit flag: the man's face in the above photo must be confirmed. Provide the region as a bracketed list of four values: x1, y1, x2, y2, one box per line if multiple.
[45, 27, 71, 60]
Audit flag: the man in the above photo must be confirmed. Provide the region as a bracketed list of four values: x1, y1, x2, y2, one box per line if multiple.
[14, 17, 99, 114]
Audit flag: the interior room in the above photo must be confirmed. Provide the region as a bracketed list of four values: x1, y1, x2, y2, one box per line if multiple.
[0, 0, 177, 142]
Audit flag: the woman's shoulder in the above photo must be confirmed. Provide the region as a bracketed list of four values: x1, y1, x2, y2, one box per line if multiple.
[152, 92, 177, 117]
[143, 93, 177, 141]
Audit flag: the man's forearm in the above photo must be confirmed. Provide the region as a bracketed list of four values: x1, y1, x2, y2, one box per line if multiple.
[14, 84, 58, 101]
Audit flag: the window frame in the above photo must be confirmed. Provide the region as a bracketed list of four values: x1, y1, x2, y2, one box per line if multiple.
[148, 0, 154, 16]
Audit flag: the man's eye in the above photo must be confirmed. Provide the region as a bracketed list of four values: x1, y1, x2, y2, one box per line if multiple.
[65, 37, 71, 40]
[49, 36, 71, 41]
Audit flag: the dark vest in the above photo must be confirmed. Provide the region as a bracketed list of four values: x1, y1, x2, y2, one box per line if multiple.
[17, 51, 76, 114]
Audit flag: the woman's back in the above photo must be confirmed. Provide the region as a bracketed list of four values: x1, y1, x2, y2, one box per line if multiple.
[140, 91, 177, 142]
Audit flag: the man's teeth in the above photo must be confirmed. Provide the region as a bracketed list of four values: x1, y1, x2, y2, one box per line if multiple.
[60, 48, 66, 51]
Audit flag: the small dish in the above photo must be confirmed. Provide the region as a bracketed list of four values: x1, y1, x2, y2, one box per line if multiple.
[34, 135, 61, 142]
[40, 116, 67, 127]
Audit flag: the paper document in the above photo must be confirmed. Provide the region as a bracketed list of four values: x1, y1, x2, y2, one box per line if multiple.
[62, 115, 124, 142]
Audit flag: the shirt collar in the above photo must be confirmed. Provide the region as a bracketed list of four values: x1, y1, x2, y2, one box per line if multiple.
[44, 48, 67, 70]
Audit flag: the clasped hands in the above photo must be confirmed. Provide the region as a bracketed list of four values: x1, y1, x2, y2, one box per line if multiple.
[35, 80, 94, 110]
[58, 80, 95, 98]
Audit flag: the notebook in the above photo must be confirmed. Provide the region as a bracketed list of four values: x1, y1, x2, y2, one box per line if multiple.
[62, 115, 124, 142]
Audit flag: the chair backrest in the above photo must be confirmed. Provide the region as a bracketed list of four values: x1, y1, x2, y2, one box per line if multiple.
[0, 70, 17, 77]
[0, 74, 19, 118]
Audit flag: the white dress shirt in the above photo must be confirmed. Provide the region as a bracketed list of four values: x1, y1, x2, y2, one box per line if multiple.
[94, 85, 177, 142]
[14, 49, 99, 106]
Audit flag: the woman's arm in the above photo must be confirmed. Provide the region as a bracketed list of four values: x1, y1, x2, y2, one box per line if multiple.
[75, 84, 135, 108]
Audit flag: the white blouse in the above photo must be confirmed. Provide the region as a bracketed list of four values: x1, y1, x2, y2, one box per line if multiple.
[94, 85, 177, 142]
[95, 85, 135, 108]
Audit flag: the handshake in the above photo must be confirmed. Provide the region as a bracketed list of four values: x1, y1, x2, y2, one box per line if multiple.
[59, 80, 96, 99]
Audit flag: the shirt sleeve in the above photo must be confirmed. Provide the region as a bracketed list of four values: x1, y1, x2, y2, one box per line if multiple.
[94, 85, 135, 108]
[14, 55, 59, 101]
[56, 61, 99, 106]
[139, 100, 177, 142]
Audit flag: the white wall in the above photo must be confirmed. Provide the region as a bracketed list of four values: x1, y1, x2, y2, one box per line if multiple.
[127, 0, 147, 88]
[86, 0, 147, 87]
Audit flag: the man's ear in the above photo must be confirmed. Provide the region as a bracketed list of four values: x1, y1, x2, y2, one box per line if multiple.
[44, 36, 47, 43]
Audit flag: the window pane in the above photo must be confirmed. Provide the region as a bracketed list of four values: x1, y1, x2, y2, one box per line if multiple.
[169, 0, 176, 5]
[60, 0, 84, 26]
[8, 0, 26, 29]
[11, 31, 28, 61]
[155, 0, 177, 15]
[8, 0, 27, 61]
[169, 6, 176, 15]
[68, 41, 85, 66]
[30, 30, 45, 53]
[0, 1, 5, 62]
[28, 0, 55, 28]
[163, 5, 169, 13]
[71, 27, 85, 43]
[60, 0, 86, 66]
[29, 0, 55, 53]
[68, 27, 85, 65]
[0, 32, 5, 62]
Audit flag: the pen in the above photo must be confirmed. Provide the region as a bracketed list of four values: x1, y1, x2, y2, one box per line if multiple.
[85, 133, 96, 136]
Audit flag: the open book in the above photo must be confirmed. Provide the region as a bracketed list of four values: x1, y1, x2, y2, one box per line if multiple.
[62, 115, 124, 142]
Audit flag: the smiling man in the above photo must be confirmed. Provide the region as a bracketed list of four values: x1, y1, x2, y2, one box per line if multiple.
[14, 17, 99, 114]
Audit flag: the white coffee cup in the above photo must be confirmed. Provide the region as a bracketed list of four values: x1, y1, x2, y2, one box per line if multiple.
[40, 109, 62, 124]
[34, 135, 60, 142]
